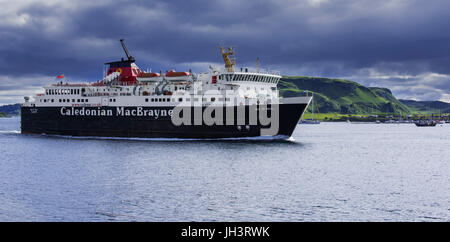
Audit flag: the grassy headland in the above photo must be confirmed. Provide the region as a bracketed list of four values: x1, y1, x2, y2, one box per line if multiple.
[279, 76, 449, 121]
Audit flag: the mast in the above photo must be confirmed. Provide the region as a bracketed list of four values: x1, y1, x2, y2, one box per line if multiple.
[256, 57, 260, 73]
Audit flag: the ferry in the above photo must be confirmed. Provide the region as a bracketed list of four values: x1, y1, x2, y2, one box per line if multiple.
[21, 40, 311, 139]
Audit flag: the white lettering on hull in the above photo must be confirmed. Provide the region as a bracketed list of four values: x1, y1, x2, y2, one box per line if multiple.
[60, 107, 171, 118]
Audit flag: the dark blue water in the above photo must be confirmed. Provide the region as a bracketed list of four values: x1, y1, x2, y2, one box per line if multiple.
[0, 117, 449, 221]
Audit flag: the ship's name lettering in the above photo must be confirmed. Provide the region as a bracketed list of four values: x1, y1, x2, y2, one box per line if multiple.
[60, 107, 172, 118]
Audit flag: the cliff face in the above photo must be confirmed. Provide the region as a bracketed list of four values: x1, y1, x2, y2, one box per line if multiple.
[279, 76, 410, 114]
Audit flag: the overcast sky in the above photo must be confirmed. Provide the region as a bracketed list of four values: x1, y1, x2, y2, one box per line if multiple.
[1, 0, 450, 104]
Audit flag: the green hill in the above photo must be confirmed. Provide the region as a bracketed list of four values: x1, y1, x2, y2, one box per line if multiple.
[399, 99, 450, 114]
[279, 76, 410, 114]
[0, 103, 21, 116]
[0, 112, 6, 117]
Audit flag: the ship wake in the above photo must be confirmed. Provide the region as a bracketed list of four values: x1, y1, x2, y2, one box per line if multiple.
[36, 133, 294, 142]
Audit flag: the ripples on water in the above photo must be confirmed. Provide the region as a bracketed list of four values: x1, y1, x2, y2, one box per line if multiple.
[0, 117, 449, 221]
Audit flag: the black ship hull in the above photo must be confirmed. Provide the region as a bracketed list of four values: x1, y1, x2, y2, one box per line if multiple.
[21, 102, 308, 139]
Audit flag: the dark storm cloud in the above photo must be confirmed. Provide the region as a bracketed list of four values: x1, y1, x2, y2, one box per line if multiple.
[0, 0, 450, 103]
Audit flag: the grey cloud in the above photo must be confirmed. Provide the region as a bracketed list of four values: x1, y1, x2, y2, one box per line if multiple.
[0, 0, 449, 102]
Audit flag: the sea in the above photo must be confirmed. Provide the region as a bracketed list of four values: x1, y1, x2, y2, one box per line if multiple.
[0, 117, 449, 221]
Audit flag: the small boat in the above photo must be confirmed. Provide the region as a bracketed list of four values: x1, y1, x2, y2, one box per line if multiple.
[299, 119, 320, 124]
[298, 93, 320, 124]
[414, 120, 437, 127]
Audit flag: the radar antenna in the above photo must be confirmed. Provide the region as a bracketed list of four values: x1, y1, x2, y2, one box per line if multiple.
[120, 39, 135, 62]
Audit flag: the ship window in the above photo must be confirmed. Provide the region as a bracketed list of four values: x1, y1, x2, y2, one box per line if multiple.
[186, 98, 190, 101]
[151, 98, 154, 102]
[85, 99, 88, 102]
[51, 99, 54, 102]
[77, 99, 80, 102]
[211, 97, 215, 102]
[44, 99, 47, 102]
[145, 98, 148, 102]
[72, 99, 75, 102]
[59, 99, 61, 102]
[178, 98, 182, 102]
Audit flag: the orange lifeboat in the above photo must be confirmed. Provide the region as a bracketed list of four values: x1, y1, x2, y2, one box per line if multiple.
[165, 70, 191, 77]
[137, 72, 161, 78]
